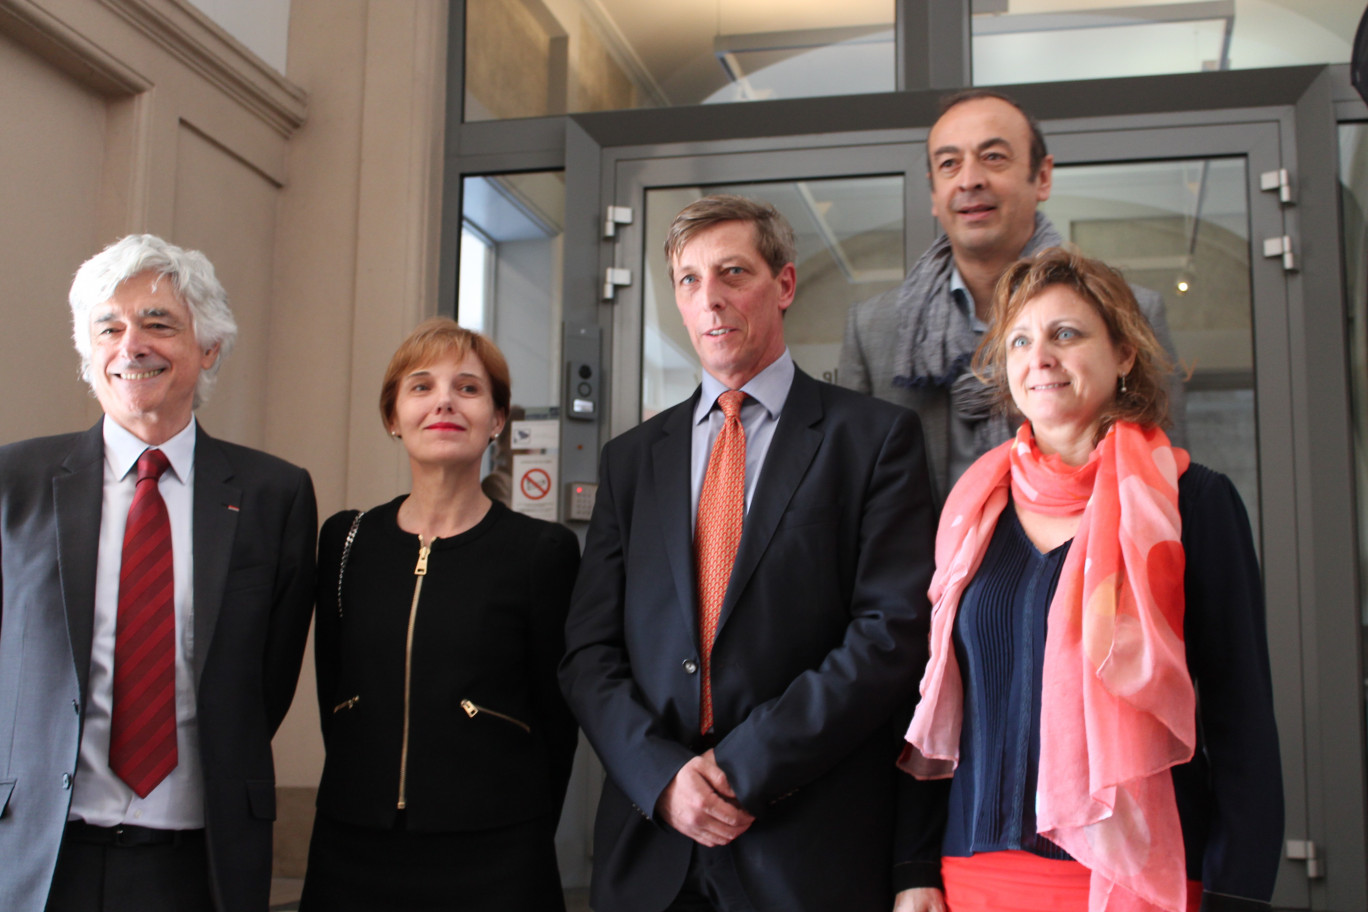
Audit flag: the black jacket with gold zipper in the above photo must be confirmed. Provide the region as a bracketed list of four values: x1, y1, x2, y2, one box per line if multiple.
[313, 496, 580, 832]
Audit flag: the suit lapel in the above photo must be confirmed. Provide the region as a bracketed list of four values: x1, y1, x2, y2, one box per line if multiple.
[718, 370, 823, 632]
[653, 391, 703, 648]
[53, 422, 107, 699]
[191, 426, 241, 685]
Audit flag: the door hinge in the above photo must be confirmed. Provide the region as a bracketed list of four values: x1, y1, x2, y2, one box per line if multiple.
[1262, 235, 1297, 272]
[603, 205, 634, 238]
[1260, 168, 1293, 204]
[602, 267, 632, 301]
[1286, 839, 1324, 878]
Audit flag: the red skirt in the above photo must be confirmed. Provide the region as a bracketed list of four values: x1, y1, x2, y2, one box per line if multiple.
[942, 851, 1203, 912]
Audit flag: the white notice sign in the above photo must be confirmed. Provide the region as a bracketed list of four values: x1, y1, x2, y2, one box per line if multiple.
[512, 453, 558, 520]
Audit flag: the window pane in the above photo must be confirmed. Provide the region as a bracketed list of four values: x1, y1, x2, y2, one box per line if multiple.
[458, 173, 566, 409]
[458, 223, 491, 333]
[1041, 157, 1259, 546]
[972, 1, 1357, 86]
[464, 0, 895, 122]
[641, 177, 904, 419]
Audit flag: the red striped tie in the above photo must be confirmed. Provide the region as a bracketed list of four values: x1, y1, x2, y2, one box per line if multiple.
[110, 448, 178, 798]
[696, 390, 746, 734]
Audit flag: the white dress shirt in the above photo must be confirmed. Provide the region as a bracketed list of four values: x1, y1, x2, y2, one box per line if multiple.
[69, 416, 205, 829]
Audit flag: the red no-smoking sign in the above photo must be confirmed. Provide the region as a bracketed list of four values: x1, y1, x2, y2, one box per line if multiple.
[520, 467, 552, 500]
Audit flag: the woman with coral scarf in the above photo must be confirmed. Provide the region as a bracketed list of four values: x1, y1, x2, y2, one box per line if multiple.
[892, 248, 1283, 912]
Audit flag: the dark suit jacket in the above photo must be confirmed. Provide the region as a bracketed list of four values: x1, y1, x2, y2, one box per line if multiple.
[0, 420, 317, 912]
[559, 369, 937, 912]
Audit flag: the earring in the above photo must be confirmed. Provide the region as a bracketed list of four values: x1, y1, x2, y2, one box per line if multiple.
[390, 430, 400, 438]
[1119, 374, 1128, 394]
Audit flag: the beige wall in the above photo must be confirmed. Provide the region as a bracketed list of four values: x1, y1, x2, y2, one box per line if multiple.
[269, 0, 448, 793]
[0, 0, 449, 874]
[0, 0, 305, 448]
[0, 24, 107, 441]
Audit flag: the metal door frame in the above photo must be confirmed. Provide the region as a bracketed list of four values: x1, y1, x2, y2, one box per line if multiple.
[1046, 117, 1306, 908]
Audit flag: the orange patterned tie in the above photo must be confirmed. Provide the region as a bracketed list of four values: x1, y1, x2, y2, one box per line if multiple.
[695, 390, 746, 734]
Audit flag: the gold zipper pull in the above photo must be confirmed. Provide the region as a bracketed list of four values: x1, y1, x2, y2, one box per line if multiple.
[414, 537, 430, 576]
[459, 699, 531, 732]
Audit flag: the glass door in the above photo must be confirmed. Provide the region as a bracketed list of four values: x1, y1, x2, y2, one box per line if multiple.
[604, 140, 934, 437]
[1039, 129, 1308, 907]
[640, 176, 906, 417]
[1042, 156, 1258, 545]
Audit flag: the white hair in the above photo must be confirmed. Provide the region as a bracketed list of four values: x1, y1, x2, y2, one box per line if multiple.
[69, 234, 238, 408]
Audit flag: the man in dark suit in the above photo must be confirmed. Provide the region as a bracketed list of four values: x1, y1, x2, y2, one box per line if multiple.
[0, 235, 317, 912]
[560, 195, 937, 912]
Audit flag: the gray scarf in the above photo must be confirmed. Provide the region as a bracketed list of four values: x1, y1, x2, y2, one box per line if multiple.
[890, 212, 1063, 456]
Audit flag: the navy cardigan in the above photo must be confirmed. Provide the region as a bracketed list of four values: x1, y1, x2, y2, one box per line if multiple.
[894, 464, 1284, 911]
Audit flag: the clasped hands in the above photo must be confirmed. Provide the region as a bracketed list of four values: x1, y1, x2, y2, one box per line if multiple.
[655, 749, 755, 847]
[656, 751, 946, 912]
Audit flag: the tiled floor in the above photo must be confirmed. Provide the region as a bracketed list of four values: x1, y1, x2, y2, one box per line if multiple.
[269, 878, 591, 910]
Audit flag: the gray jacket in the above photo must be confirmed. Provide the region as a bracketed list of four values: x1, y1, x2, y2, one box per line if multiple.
[0, 421, 316, 912]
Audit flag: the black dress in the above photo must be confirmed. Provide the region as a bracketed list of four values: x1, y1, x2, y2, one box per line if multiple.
[300, 497, 580, 912]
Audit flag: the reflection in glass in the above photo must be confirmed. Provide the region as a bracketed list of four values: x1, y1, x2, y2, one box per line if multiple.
[971, 1, 1355, 86]
[1337, 123, 1368, 733]
[641, 178, 903, 419]
[1042, 158, 1259, 544]
[463, 0, 894, 122]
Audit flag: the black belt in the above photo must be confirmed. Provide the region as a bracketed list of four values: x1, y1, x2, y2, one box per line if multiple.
[64, 820, 203, 847]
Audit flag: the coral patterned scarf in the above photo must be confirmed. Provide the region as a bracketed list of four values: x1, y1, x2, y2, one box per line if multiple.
[902, 421, 1195, 912]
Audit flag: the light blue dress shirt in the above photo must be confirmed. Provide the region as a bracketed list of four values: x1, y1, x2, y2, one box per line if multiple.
[689, 350, 796, 532]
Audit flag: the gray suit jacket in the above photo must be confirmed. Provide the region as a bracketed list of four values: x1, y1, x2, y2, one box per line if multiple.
[0, 420, 316, 912]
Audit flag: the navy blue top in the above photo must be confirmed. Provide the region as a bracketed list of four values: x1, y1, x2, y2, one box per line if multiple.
[944, 500, 1072, 860]
[894, 464, 1284, 911]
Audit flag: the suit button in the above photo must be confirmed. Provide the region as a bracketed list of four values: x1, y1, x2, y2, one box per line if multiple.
[61, 773, 72, 789]
[682, 659, 698, 674]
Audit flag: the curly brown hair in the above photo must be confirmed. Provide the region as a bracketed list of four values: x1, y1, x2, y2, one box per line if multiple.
[973, 246, 1172, 443]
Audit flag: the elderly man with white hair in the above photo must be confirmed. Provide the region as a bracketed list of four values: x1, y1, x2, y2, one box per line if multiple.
[0, 235, 317, 912]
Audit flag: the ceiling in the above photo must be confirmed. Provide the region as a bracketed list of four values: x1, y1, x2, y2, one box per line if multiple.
[566, 0, 1357, 106]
